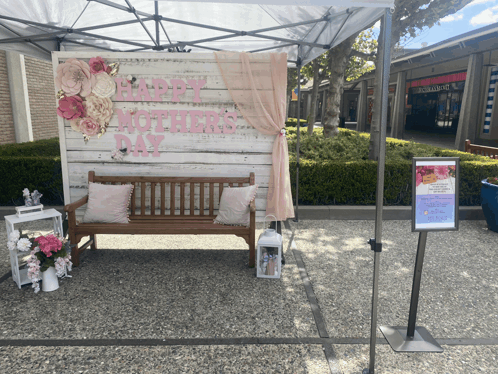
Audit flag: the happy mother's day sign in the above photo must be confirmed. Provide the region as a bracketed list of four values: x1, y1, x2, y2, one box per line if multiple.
[113, 77, 238, 157]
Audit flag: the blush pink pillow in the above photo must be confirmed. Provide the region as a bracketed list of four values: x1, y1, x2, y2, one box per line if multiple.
[82, 182, 134, 224]
[214, 185, 258, 227]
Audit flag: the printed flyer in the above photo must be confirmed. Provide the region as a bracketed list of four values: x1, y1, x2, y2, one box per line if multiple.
[414, 160, 458, 230]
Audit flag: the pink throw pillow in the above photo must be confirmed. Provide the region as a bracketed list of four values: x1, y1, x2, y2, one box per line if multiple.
[82, 182, 134, 224]
[214, 185, 258, 227]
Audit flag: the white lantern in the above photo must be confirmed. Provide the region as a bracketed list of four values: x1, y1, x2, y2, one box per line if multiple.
[256, 215, 283, 279]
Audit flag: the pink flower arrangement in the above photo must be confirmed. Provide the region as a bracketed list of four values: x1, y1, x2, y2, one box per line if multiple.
[35, 234, 63, 257]
[55, 56, 118, 142]
[8, 230, 72, 293]
[89, 56, 107, 74]
[57, 96, 86, 120]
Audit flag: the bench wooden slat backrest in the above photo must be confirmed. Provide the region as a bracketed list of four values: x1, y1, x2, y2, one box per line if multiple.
[88, 172, 255, 220]
[465, 139, 498, 159]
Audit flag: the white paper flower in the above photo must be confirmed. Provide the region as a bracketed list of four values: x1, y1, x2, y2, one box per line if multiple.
[92, 72, 116, 98]
[16, 238, 32, 252]
[9, 230, 20, 242]
[7, 241, 17, 251]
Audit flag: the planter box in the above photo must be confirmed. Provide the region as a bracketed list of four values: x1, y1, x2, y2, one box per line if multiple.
[481, 179, 498, 233]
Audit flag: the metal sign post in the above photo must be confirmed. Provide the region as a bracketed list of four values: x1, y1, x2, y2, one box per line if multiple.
[380, 157, 460, 353]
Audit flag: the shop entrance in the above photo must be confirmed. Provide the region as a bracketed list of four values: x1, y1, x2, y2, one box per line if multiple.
[436, 91, 461, 130]
[406, 81, 465, 134]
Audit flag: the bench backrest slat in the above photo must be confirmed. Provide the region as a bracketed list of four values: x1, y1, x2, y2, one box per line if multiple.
[150, 182, 156, 216]
[180, 182, 185, 216]
[190, 182, 195, 215]
[161, 182, 166, 215]
[170, 183, 176, 215]
[86, 171, 254, 218]
[209, 183, 214, 216]
[200, 182, 204, 216]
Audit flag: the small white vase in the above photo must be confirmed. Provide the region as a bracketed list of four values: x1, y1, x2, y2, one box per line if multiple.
[41, 267, 59, 292]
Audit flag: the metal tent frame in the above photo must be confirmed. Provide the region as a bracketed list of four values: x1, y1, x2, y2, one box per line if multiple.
[0, 2, 393, 372]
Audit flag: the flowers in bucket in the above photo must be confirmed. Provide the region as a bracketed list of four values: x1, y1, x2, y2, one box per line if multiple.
[488, 177, 498, 185]
[55, 56, 119, 143]
[7, 230, 72, 293]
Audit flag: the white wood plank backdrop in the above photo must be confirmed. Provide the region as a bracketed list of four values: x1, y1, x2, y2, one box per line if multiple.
[53, 52, 274, 222]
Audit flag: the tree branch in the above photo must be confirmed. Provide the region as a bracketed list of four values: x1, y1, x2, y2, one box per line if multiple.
[349, 49, 376, 61]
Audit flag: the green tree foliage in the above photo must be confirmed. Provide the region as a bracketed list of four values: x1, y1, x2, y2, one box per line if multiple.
[345, 28, 377, 81]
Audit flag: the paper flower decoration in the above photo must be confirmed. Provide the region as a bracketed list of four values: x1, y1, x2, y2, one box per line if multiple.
[78, 117, 101, 137]
[84, 94, 113, 125]
[57, 96, 86, 120]
[89, 56, 107, 74]
[55, 56, 117, 142]
[55, 58, 95, 97]
[92, 72, 116, 98]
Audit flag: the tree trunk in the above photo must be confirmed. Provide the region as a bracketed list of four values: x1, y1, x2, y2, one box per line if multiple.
[307, 59, 320, 135]
[322, 34, 358, 138]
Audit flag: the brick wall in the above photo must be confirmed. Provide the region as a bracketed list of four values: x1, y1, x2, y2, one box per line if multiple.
[0, 50, 16, 145]
[25, 56, 58, 141]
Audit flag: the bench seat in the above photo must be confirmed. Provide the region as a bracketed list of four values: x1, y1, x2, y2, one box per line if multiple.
[65, 171, 256, 268]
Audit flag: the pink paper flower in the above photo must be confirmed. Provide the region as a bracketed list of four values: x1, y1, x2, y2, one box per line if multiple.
[84, 94, 113, 125]
[55, 58, 95, 97]
[89, 56, 107, 74]
[57, 96, 86, 120]
[79, 117, 101, 137]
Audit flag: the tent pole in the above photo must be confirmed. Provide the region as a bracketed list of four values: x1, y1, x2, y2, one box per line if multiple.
[294, 58, 302, 222]
[364, 8, 393, 374]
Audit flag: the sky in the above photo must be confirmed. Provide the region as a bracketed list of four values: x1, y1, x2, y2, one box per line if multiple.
[373, 0, 498, 49]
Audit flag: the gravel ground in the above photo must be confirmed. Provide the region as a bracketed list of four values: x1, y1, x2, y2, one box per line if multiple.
[2, 217, 498, 373]
[0, 220, 316, 341]
[333, 344, 498, 373]
[0, 344, 330, 374]
[289, 220, 498, 340]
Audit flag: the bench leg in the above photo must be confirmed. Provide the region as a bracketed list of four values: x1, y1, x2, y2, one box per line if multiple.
[90, 234, 97, 250]
[69, 233, 81, 267]
[249, 242, 255, 268]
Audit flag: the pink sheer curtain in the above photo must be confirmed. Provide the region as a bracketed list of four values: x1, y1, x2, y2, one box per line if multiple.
[214, 51, 294, 221]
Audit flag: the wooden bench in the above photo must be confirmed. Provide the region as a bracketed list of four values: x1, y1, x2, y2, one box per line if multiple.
[64, 171, 256, 268]
[465, 139, 498, 159]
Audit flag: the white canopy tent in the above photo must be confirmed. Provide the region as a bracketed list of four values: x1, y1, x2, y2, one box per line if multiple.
[0, 0, 391, 66]
[0, 1, 394, 372]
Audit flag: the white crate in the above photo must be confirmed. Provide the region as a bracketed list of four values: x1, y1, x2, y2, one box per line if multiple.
[15, 205, 44, 218]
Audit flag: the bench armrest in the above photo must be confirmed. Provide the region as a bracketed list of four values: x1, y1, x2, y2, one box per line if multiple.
[249, 200, 256, 213]
[64, 195, 89, 213]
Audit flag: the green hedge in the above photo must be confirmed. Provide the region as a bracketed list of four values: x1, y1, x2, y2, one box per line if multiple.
[287, 128, 498, 206]
[1, 131, 497, 207]
[289, 158, 498, 206]
[0, 155, 63, 206]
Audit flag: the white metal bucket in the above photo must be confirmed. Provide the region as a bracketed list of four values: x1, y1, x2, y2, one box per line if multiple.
[41, 267, 59, 292]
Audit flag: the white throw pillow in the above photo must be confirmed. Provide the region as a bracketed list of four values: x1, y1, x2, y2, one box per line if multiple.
[82, 182, 134, 224]
[214, 185, 258, 227]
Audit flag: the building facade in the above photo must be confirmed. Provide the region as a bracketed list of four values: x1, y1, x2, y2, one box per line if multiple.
[0, 50, 58, 146]
[291, 22, 498, 150]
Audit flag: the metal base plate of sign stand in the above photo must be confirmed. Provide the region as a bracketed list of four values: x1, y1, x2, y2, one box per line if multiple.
[380, 326, 443, 352]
